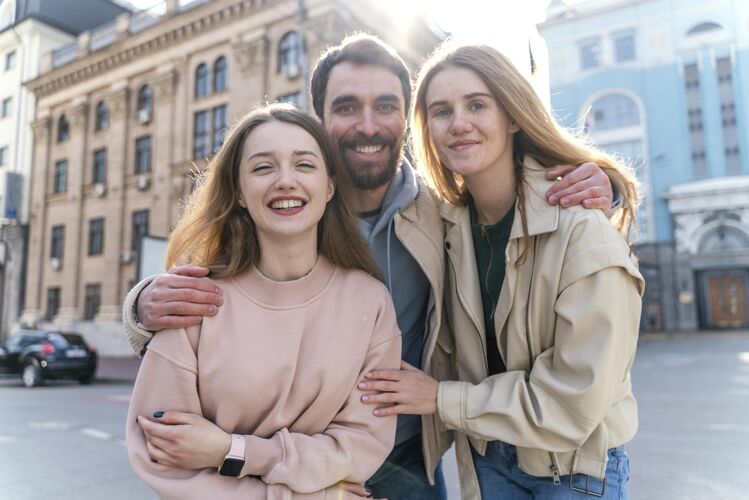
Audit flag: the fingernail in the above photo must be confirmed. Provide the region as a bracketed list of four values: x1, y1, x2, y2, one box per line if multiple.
[216, 287, 223, 295]
[151, 458, 157, 463]
[153, 411, 164, 418]
[208, 305, 217, 314]
[358, 382, 366, 389]
[136, 416, 139, 423]
[362, 395, 369, 401]
[562, 198, 570, 205]
[216, 296, 224, 306]
[366, 372, 373, 378]
[548, 195, 558, 204]
[373, 409, 380, 415]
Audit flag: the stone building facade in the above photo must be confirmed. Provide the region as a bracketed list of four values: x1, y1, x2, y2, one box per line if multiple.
[21, 0, 441, 354]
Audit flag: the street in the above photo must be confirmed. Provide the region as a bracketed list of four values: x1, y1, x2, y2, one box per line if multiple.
[1, 332, 748, 499]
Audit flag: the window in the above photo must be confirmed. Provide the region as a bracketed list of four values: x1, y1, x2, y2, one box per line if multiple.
[193, 110, 209, 159]
[684, 63, 707, 177]
[195, 63, 209, 98]
[53, 160, 68, 194]
[278, 31, 304, 79]
[579, 39, 601, 70]
[93, 148, 107, 184]
[132, 210, 149, 251]
[214, 56, 228, 92]
[51, 225, 65, 259]
[584, 93, 640, 131]
[4, 50, 15, 71]
[0, 146, 7, 166]
[614, 33, 635, 62]
[212, 105, 227, 153]
[57, 115, 70, 142]
[83, 284, 101, 320]
[88, 218, 104, 256]
[1, 97, 11, 118]
[137, 85, 153, 120]
[135, 136, 152, 174]
[46, 288, 61, 321]
[95, 101, 109, 131]
[716, 57, 741, 174]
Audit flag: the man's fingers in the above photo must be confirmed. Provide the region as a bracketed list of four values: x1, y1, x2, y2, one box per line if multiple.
[150, 300, 217, 318]
[364, 369, 401, 382]
[372, 404, 407, 417]
[157, 274, 223, 297]
[361, 392, 399, 405]
[558, 187, 609, 208]
[339, 482, 371, 497]
[582, 196, 611, 209]
[168, 264, 211, 278]
[545, 164, 575, 179]
[145, 315, 203, 330]
[547, 177, 599, 202]
[358, 379, 398, 392]
[400, 360, 418, 371]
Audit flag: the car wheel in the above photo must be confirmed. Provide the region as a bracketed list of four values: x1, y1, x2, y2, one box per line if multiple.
[78, 374, 93, 385]
[22, 362, 43, 388]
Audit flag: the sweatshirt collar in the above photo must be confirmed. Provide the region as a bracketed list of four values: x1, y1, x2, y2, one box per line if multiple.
[232, 255, 336, 308]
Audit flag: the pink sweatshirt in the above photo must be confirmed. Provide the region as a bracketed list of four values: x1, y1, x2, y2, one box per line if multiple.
[126, 256, 401, 499]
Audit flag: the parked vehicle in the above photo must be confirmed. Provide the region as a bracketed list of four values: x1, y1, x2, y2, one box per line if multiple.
[0, 330, 97, 388]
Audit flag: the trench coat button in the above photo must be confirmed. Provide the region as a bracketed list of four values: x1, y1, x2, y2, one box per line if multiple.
[445, 241, 451, 250]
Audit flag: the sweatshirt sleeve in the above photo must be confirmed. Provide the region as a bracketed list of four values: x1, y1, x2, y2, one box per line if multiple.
[126, 326, 270, 499]
[437, 265, 642, 452]
[237, 294, 402, 493]
[121, 276, 157, 357]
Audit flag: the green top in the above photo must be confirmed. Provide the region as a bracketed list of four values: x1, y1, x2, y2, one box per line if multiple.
[469, 199, 515, 376]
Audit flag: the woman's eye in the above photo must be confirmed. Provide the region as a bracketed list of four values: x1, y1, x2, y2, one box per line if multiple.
[469, 101, 486, 111]
[297, 162, 315, 169]
[252, 164, 271, 173]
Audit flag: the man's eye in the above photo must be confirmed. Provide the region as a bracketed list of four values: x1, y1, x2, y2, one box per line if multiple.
[336, 104, 356, 114]
[378, 103, 396, 112]
[433, 108, 450, 118]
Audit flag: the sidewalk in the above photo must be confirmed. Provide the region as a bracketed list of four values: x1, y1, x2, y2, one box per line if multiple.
[96, 356, 142, 383]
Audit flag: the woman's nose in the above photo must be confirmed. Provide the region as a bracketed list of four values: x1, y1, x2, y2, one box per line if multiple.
[449, 112, 473, 135]
[274, 166, 298, 189]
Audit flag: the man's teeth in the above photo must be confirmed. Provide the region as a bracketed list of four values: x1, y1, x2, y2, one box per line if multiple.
[355, 144, 385, 155]
[270, 199, 304, 209]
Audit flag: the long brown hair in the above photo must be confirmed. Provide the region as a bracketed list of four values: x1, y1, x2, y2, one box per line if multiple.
[411, 42, 640, 261]
[166, 103, 380, 279]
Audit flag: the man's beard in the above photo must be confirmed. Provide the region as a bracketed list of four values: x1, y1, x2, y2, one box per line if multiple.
[339, 133, 403, 191]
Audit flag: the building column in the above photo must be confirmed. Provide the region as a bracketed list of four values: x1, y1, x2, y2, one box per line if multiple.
[150, 69, 178, 237]
[97, 87, 130, 321]
[231, 33, 269, 110]
[55, 102, 88, 324]
[20, 116, 52, 326]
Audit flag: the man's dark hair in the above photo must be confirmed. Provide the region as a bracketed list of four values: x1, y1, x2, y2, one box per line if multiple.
[310, 34, 412, 120]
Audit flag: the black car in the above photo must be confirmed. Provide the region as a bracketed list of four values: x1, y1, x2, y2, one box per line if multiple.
[0, 330, 97, 387]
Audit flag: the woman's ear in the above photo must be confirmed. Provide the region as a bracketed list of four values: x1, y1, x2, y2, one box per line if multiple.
[237, 195, 246, 208]
[326, 178, 335, 202]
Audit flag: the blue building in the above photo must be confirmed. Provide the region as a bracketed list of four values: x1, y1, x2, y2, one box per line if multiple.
[539, 0, 749, 331]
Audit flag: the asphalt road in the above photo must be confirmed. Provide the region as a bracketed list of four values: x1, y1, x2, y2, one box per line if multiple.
[1, 332, 747, 499]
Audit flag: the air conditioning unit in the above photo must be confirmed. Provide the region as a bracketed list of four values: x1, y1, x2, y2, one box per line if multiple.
[285, 63, 300, 79]
[92, 183, 106, 197]
[136, 175, 150, 190]
[137, 109, 152, 125]
[120, 249, 135, 264]
[49, 257, 62, 271]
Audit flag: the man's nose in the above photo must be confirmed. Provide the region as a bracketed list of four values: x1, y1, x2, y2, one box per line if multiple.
[355, 107, 381, 137]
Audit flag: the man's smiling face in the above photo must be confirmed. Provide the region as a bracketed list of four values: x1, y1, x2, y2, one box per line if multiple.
[322, 62, 407, 191]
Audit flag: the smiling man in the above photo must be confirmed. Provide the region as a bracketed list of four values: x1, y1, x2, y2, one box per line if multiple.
[122, 34, 615, 499]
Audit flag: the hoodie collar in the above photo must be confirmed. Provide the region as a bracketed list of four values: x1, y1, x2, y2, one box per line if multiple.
[440, 155, 559, 239]
[363, 158, 419, 239]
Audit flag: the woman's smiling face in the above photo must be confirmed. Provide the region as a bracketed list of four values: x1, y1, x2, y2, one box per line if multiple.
[425, 65, 518, 182]
[238, 120, 334, 245]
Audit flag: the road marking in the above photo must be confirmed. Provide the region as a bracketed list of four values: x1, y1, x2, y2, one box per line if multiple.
[81, 428, 112, 440]
[0, 435, 16, 443]
[28, 421, 72, 430]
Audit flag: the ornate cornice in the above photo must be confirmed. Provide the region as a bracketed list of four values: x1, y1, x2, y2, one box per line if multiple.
[304, 10, 350, 46]
[26, 0, 285, 99]
[232, 34, 269, 74]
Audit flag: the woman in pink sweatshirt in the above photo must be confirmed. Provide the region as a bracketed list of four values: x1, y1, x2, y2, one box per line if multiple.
[126, 104, 402, 499]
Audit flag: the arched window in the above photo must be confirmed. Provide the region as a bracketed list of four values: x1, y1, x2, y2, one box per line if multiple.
[699, 225, 749, 253]
[57, 115, 70, 142]
[95, 101, 109, 131]
[195, 63, 209, 98]
[213, 56, 228, 93]
[585, 93, 640, 131]
[687, 22, 723, 36]
[137, 85, 153, 123]
[278, 31, 304, 79]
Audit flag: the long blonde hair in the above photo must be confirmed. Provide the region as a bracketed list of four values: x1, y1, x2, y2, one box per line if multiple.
[166, 104, 380, 279]
[411, 43, 640, 259]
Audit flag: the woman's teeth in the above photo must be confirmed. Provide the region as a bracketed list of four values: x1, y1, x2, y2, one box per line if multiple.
[270, 199, 304, 210]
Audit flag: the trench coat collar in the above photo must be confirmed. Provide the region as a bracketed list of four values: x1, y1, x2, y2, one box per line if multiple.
[440, 155, 559, 240]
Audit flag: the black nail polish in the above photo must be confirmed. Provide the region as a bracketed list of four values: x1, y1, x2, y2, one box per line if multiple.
[153, 411, 164, 418]
[135, 416, 139, 423]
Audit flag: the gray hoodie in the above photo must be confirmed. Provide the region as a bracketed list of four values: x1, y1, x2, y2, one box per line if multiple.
[358, 159, 430, 446]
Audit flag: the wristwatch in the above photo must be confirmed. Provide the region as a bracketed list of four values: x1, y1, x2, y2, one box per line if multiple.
[218, 434, 245, 477]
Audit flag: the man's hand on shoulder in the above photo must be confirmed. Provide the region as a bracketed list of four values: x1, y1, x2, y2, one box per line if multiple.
[136, 264, 223, 331]
[545, 162, 613, 209]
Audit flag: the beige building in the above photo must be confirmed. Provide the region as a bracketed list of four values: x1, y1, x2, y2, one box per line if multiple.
[21, 0, 441, 354]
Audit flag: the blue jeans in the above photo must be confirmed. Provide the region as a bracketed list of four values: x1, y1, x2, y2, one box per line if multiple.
[470, 441, 630, 499]
[366, 435, 448, 500]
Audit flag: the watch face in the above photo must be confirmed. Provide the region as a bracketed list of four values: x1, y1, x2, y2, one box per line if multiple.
[219, 458, 244, 477]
